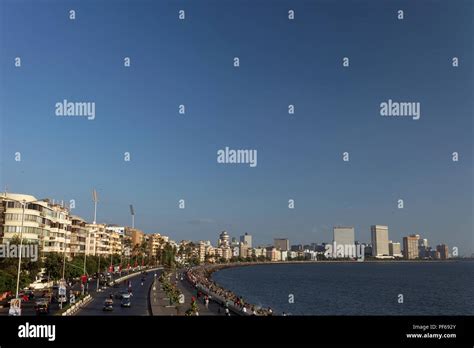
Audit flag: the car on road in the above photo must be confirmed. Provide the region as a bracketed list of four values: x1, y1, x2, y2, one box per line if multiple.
[34, 300, 50, 315]
[115, 290, 130, 299]
[121, 298, 131, 308]
[103, 299, 114, 311]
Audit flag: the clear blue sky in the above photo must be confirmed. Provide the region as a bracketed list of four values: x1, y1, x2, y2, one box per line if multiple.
[1, 0, 472, 254]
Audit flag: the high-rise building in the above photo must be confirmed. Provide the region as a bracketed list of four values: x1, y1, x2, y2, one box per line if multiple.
[291, 244, 303, 252]
[218, 231, 230, 248]
[418, 238, 429, 258]
[70, 215, 87, 257]
[403, 234, 420, 259]
[266, 247, 281, 261]
[198, 241, 207, 262]
[239, 242, 248, 258]
[388, 241, 402, 257]
[147, 233, 163, 257]
[371, 225, 389, 257]
[222, 247, 232, 260]
[436, 244, 449, 260]
[125, 227, 144, 249]
[274, 238, 290, 251]
[87, 223, 109, 256]
[0, 193, 72, 255]
[240, 232, 252, 248]
[108, 229, 123, 255]
[333, 226, 355, 246]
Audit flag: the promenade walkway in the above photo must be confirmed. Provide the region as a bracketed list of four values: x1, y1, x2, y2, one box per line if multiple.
[149, 271, 221, 316]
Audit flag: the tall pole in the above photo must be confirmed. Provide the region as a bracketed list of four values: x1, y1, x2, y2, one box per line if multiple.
[82, 234, 87, 295]
[92, 189, 98, 224]
[96, 254, 101, 291]
[60, 227, 67, 310]
[93, 201, 97, 225]
[15, 201, 26, 299]
[10, 196, 48, 301]
[130, 204, 135, 229]
[62, 227, 67, 280]
[119, 252, 123, 277]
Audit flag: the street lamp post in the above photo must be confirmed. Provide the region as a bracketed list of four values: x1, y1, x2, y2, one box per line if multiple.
[82, 240, 87, 295]
[96, 253, 101, 292]
[15, 201, 26, 299]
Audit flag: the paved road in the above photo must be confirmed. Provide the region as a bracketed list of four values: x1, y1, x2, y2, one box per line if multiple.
[76, 271, 157, 316]
[0, 271, 133, 316]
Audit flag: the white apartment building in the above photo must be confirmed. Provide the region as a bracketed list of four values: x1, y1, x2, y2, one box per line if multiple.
[0, 193, 71, 254]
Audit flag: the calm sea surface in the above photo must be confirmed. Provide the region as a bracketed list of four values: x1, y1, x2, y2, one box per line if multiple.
[211, 262, 474, 315]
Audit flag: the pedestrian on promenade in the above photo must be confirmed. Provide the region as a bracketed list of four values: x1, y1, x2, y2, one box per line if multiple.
[205, 296, 209, 308]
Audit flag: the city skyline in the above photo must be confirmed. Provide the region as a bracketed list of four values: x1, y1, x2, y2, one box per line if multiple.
[1, 1, 472, 254]
[0, 190, 461, 257]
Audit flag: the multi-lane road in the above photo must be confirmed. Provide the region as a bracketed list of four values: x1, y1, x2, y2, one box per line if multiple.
[76, 269, 161, 316]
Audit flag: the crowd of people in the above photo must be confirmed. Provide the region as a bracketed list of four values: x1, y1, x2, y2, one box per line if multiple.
[185, 265, 274, 316]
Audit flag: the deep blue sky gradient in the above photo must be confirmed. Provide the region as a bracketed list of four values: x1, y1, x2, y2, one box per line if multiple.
[1, 0, 472, 253]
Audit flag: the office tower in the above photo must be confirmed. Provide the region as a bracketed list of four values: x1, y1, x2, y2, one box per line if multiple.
[418, 238, 429, 258]
[371, 225, 389, 257]
[240, 232, 252, 248]
[333, 226, 355, 246]
[436, 244, 449, 260]
[274, 238, 290, 251]
[403, 234, 420, 259]
[388, 241, 402, 257]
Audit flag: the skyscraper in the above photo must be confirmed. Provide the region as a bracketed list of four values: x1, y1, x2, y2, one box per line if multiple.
[389, 241, 402, 257]
[274, 238, 290, 251]
[333, 226, 355, 246]
[418, 238, 429, 258]
[218, 231, 230, 248]
[436, 244, 449, 260]
[403, 234, 420, 259]
[371, 225, 389, 257]
[240, 232, 252, 248]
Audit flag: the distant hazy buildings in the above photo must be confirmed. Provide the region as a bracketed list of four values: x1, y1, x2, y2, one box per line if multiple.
[240, 233, 252, 248]
[436, 244, 449, 260]
[333, 226, 355, 246]
[266, 247, 281, 261]
[418, 238, 429, 258]
[218, 231, 230, 248]
[125, 227, 144, 248]
[274, 238, 290, 251]
[403, 234, 420, 259]
[371, 225, 389, 257]
[389, 241, 402, 257]
[0, 192, 458, 266]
